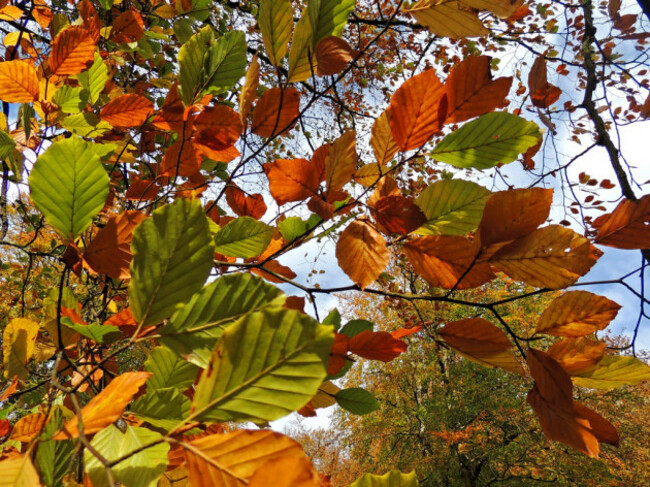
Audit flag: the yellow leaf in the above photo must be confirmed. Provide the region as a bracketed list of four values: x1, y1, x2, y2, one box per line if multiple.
[353, 163, 382, 187]
[405, 0, 489, 39]
[0, 455, 42, 487]
[239, 55, 260, 127]
[2, 318, 39, 379]
[574, 355, 650, 390]
[248, 457, 320, 487]
[325, 130, 357, 191]
[370, 109, 399, 165]
[460, 0, 524, 18]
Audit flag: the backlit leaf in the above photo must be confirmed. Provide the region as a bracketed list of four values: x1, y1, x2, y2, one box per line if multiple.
[29, 136, 109, 240]
[370, 109, 399, 165]
[316, 36, 355, 75]
[389, 69, 446, 151]
[431, 112, 542, 169]
[547, 338, 607, 375]
[351, 470, 419, 487]
[251, 87, 300, 138]
[593, 194, 650, 249]
[99, 93, 153, 127]
[213, 217, 273, 258]
[336, 219, 389, 289]
[287, 8, 315, 82]
[49, 26, 95, 75]
[191, 308, 333, 422]
[248, 456, 320, 487]
[461, 0, 524, 17]
[204, 30, 247, 96]
[129, 198, 215, 326]
[259, 0, 293, 67]
[2, 318, 38, 379]
[371, 196, 427, 234]
[0, 455, 42, 487]
[405, 0, 488, 39]
[528, 56, 562, 108]
[325, 130, 357, 191]
[349, 330, 408, 361]
[265, 158, 320, 205]
[239, 55, 260, 125]
[535, 291, 621, 337]
[308, 0, 356, 46]
[144, 346, 199, 391]
[573, 355, 650, 390]
[0, 60, 39, 103]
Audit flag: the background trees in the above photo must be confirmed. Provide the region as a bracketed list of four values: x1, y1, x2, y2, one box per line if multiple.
[0, 0, 649, 485]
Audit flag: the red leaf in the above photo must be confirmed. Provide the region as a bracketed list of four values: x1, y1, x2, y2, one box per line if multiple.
[349, 330, 407, 362]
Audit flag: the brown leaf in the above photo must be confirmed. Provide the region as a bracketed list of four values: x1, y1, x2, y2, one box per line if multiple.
[349, 330, 408, 362]
[439, 318, 523, 374]
[547, 337, 607, 375]
[389, 69, 446, 151]
[444, 55, 512, 124]
[248, 456, 320, 487]
[250, 260, 297, 284]
[0, 60, 39, 103]
[403, 235, 495, 289]
[161, 139, 203, 178]
[283, 296, 305, 313]
[336, 219, 389, 289]
[110, 7, 144, 44]
[264, 158, 320, 205]
[325, 130, 357, 191]
[183, 430, 310, 487]
[225, 186, 267, 219]
[192, 105, 242, 149]
[79, 0, 102, 42]
[489, 225, 601, 289]
[527, 348, 574, 410]
[315, 36, 355, 76]
[100, 94, 153, 128]
[152, 83, 186, 133]
[528, 56, 561, 108]
[479, 188, 553, 248]
[83, 211, 147, 279]
[251, 87, 300, 138]
[370, 109, 399, 165]
[593, 194, 650, 249]
[535, 291, 621, 337]
[49, 26, 95, 75]
[124, 177, 160, 202]
[371, 195, 427, 234]
[53, 372, 151, 439]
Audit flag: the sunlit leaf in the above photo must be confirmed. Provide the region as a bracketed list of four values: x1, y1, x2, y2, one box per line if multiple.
[336, 219, 389, 289]
[251, 87, 300, 138]
[0, 455, 42, 487]
[349, 330, 407, 361]
[0, 60, 39, 103]
[49, 26, 95, 75]
[547, 337, 607, 375]
[213, 216, 273, 258]
[248, 456, 320, 487]
[370, 109, 399, 165]
[573, 355, 650, 390]
[325, 130, 357, 191]
[239, 55, 260, 126]
[99, 93, 153, 127]
[593, 194, 650, 249]
[351, 470, 419, 487]
[265, 158, 320, 205]
[2, 318, 38, 379]
[144, 346, 199, 390]
[259, 0, 293, 67]
[405, 0, 488, 39]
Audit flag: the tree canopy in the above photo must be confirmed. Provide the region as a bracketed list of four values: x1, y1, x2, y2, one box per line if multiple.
[0, 0, 650, 485]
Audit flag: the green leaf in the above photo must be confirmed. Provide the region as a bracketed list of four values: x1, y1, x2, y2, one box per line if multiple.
[573, 355, 650, 390]
[130, 388, 190, 431]
[144, 346, 199, 390]
[60, 112, 112, 137]
[340, 319, 373, 337]
[351, 470, 419, 487]
[415, 180, 491, 236]
[191, 308, 334, 422]
[431, 112, 542, 169]
[29, 136, 109, 240]
[52, 85, 88, 114]
[259, 0, 293, 67]
[213, 216, 273, 258]
[322, 308, 342, 330]
[61, 319, 122, 344]
[308, 0, 356, 46]
[0, 130, 15, 160]
[34, 408, 74, 487]
[161, 273, 286, 368]
[75, 53, 108, 104]
[335, 387, 379, 415]
[85, 425, 169, 487]
[278, 215, 320, 242]
[129, 198, 215, 326]
[287, 9, 314, 82]
[178, 26, 213, 106]
[203, 30, 247, 96]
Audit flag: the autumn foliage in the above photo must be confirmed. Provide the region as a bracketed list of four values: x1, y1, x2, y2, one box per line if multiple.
[0, 0, 649, 486]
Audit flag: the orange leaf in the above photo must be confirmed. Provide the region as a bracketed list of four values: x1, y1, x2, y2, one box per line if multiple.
[336, 219, 389, 289]
[535, 291, 621, 337]
[389, 69, 446, 151]
[83, 211, 147, 279]
[367, 175, 400, 208]
[0, 419, 8, 437]
[325, 130, 357, 192]
[0, 376, 19, 402]
[100, 94, 153, 128]
[439, 318, 523, 374]
[478, 188, 553, 248]
[193, 139, 240, 163]
[528, 56, 561, 108]
[370, 109, 399, 165]
[152, 83, 187, 133]
[9, 413, 46, 442]
[248, 456, 320, 487]
[593, 194, 650, 249]
[124, 177, 160, 201]
[251, 87, 300, 138]
[79, 0, 102, 42]
[0, 60, 39, 103]
[349, 330, 407, 362]
[311, 143, 329, 184]
[183, 430, 310, 487]
[225, 186, 267, 219]
[49, 26, 95, 76]
[162, 139, 203, 177]
[0, 5, 23, 21]
[105, 307, 137, 328]
[53, 371, 151, 439]
[239, 55, 260, 126]
[444, 55, 512, 124]
[391, 325, 423, 339]
[110, 7, 145, 44]
[371, 195, 427, 234]
[527, 348, 573, 410]
[403, 235, 495, 289]
[264, 159, 319, 205]
[315, 36, 355, 76]
[192, 105, 242, 149]
[547, 337, 607, 375]
[250, 260, 297, 284]
[328, 333, 350, 375]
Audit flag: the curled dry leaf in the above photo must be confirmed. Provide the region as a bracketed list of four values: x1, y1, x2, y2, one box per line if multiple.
[316, 36, 356, 76]
[439, 318, 523, 374]
[535, 291, 621, 337]
[528, 56, 562, 108]
[336, 219, 389, 290]
[251, 87, 300, 138]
